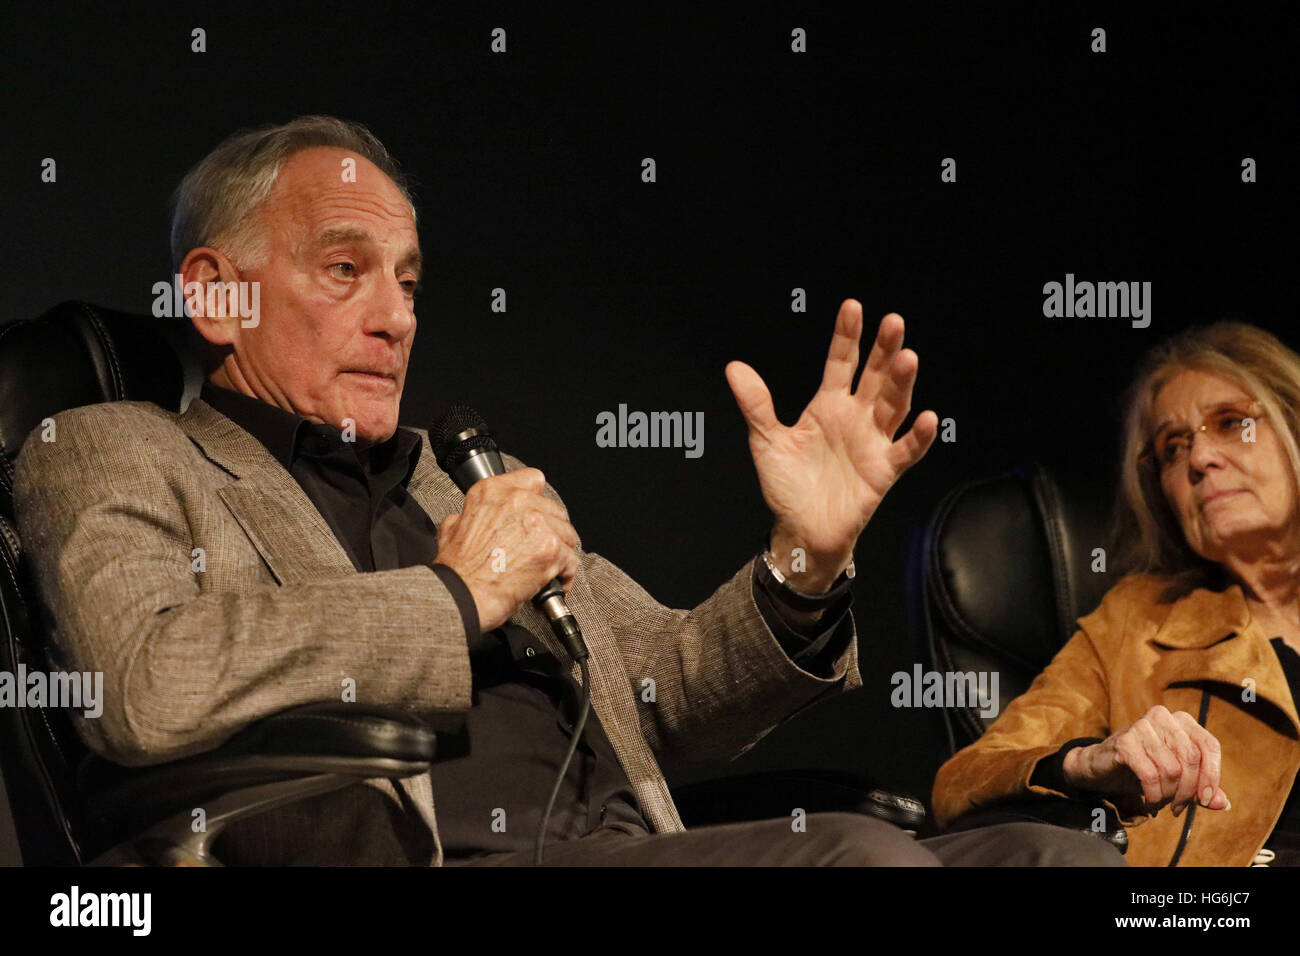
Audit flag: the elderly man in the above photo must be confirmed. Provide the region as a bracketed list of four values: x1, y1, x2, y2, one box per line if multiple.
[14, 116, 1122, 866]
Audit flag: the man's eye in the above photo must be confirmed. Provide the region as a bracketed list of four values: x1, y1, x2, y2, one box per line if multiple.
[327, 262, 356, 279]
[401, 279, 421, 295]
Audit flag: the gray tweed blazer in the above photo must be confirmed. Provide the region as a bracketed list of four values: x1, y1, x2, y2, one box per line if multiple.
[13, 396, 861, 864]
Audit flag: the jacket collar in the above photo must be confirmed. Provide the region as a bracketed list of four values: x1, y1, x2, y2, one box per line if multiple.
[176, 396, 464, 586]
[1150, 582, 1251, 649]
[1149, 581, 1300, 737]
[196, 382, 424, 490]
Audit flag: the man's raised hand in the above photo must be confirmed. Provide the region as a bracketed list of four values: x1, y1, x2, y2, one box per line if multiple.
[724, 300, 938, 589]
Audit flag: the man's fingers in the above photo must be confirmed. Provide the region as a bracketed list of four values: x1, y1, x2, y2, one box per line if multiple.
[511, 493, 570, 528]
[853, 311, 905, 404]
[887, 410, 939, 473]
[818, 299, 863, 394]
[542, 510, 580, 550]
[549, 533, 580, 588]
[873, 348, 920, 438]
[470, 471, 569, 522]
[725, 360, 780, 436]
[470, 467, 547, 498]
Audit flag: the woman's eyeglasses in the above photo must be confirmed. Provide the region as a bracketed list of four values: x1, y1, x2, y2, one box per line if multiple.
[1139, 401, 1266, 472]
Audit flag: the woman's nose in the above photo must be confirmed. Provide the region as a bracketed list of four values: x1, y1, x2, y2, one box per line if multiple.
[1187, 430, 1226, 471]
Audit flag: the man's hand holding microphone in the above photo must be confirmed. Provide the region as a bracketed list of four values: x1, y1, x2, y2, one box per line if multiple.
[434, 468, 580, 633]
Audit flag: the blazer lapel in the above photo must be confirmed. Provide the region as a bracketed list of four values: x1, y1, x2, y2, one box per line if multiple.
[1150, 584, 1300, 737]
[178, 398, 357, 584]
[406, 438, 464, 528]
[179, 397, 469, 581]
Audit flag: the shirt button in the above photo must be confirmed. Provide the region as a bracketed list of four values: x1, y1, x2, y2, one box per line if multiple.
[599, 804, 609, 823]
[524, 646, 536, 657]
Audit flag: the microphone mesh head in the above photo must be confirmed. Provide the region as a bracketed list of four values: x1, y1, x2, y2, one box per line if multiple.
[432, 404, 498, 472]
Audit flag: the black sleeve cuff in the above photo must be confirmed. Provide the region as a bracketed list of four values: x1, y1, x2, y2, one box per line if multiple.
[429, 562, 483, 651]
[1029, 737, 1106, 797]
[751, 562, 854, 678]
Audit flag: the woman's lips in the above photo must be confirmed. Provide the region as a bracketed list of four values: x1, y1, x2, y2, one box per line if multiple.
[1200, 489, 1244, 508]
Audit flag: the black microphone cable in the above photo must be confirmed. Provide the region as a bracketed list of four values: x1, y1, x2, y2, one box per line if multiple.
[535, 655, 591, 865]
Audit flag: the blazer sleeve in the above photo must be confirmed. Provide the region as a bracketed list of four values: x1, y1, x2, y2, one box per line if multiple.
[12, 403, 475, 768]
[930, 577, 1144, 829]
[577, 548, 862, 765]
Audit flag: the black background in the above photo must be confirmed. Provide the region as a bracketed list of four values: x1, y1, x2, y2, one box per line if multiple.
[0, 1, 1293, 864]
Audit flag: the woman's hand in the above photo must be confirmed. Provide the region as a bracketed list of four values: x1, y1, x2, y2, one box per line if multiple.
[1063, 704, 1231, 817]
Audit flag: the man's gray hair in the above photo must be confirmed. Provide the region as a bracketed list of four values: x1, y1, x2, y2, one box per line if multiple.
[169, 115, 416, 272]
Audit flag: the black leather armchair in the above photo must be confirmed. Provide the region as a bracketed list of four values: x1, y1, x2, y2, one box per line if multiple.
[0, 302, 448, 865]
[0, 300, 923, 865]
[904, 462, 1129, 852]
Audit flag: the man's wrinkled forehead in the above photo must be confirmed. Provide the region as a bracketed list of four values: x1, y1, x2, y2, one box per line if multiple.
[265, 148, 418, 249]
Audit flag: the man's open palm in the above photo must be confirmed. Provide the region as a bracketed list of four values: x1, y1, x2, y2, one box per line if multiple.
[725, 299, 938, 573]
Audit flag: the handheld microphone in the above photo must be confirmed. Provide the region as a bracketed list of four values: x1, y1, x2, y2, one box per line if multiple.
[432, 404, 593, 864]
[431, 405, 588, 662]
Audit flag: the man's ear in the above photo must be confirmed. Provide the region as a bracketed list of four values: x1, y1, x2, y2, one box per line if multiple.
[180, 247, 244, 349]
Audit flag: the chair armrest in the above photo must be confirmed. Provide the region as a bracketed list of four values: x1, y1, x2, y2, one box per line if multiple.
[77, 702, 452, 864]
[671, 769, 926, 832]
[942, 796, 1129, 854]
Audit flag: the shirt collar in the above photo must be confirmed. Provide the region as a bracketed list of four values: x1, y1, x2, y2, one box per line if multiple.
[198, 381, 423, 487]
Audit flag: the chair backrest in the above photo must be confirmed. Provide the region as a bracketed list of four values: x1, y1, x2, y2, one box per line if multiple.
[904, 462, 1119, 757]
[0, 300, 202, 863]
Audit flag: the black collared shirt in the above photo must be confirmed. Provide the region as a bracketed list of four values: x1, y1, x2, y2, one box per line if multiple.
[1262, 638, 1300, 859]
[199, 381, 853, 860]
[199, 382, 433, 573]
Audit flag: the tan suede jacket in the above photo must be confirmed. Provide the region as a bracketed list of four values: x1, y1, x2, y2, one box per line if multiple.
[932, 573, 1300, 866]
